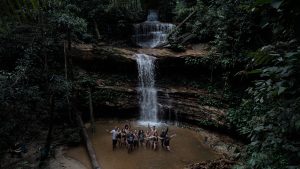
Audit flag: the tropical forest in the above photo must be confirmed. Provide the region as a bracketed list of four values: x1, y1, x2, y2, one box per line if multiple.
[0, 0, 299, 169]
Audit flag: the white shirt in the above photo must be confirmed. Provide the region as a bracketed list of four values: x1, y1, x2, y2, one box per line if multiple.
[110, 129, 118, 140]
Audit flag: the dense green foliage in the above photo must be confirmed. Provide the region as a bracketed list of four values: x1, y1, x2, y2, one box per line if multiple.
[0, 0, 299, 168]
[172, 0, 300, 168]
[0, 0, 86, 159]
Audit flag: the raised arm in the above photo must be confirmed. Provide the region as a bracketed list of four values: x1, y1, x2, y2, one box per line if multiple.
[170, 134, 176, 138]
[129, 122, 131, 129]
[105, 129, 112, 133]
[148, 135, 155, 139]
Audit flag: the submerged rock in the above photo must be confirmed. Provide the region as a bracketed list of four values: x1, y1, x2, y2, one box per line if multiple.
[185, 158, 237, 169]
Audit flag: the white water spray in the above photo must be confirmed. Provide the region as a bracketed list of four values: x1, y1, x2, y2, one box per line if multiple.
[136, 54, 158, 123]
[135, 10, 176, 125]
[133, 10, 175, 48]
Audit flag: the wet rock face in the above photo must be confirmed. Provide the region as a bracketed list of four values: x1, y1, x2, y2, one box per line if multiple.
[71, 44, 213, 76]
[157, 88, 228, 128]
[73, 44, 227, 129]
[84, 82, 228, 129]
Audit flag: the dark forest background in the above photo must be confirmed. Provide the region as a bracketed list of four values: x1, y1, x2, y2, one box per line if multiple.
[0, 0, 299, 168]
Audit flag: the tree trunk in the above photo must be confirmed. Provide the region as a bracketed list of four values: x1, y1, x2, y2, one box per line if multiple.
[39, 95, 54, 167]
[76, 112, 101, 169]
[169, 10, 196, 36]
[64, 41, 68, 80]
[93, 19, 101, 40]
[45, 95, 54, 150]
[88, 87, 95, 134]
[67, 30, 73, 79]
[67, 31, 71, 50]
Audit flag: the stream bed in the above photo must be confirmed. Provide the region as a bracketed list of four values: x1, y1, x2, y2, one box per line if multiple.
[66, 120, 219, 169]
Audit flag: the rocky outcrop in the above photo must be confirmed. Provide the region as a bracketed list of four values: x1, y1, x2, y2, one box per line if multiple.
[70, 44, 137, 72]
[86, 82, 228, 129]
[70, 43, 213, 74]
[185, 158, 237, 169]
[71, 44, 210, 61]
[73, 43, 227, 129]
[157, 86, 228, 128]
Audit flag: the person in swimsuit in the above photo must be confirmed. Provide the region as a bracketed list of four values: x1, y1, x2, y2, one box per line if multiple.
[145, 130, 151, 148]
[124, 123, 131, 134]
[133, 130, 139, 148]
[163, 134, 176, 151]
[116, 127, 122, 147]
[148, 123, 157, 136]
[160, 127, 169, 148]
[121, 129, 127, 147]
[127, 131, 134, 153]
[149, 132, 160, 150]
[138, 130, 145, 147]
[149, 132, 160, 151]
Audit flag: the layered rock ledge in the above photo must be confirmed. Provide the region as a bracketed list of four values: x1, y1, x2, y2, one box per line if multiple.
[70, 43, 213, 73]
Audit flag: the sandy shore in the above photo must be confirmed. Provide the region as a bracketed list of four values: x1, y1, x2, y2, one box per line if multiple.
[49, 147, 88, 169]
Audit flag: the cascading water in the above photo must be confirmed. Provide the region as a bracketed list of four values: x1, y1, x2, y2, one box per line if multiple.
[136, 54, 158, 123]
[133, 10, 175, 48]
[135, 10, 175, 124]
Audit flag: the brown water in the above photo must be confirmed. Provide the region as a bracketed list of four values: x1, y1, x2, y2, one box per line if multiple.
[67, 120, 219, 169]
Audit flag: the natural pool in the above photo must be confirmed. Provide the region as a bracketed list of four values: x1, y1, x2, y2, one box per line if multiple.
[67, 120, 219, 169]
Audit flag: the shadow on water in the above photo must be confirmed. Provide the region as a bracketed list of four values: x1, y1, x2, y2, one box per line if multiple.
[67, 120, 219, 169]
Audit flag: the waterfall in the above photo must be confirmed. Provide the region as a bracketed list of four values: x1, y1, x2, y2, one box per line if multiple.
[136, 54, 158, 122]
[133, 10, 175, 48]
[135, 10, 174, 124]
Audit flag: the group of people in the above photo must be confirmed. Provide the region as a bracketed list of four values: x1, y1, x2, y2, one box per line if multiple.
[108, 123, 176, 153]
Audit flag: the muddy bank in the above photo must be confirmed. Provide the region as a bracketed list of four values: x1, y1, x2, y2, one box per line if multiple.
[49, 147, 88, 169]
[185, 158, 237, 169]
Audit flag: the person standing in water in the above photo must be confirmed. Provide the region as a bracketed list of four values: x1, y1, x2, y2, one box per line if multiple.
[138, 130, 145, 147]
[150, 132, 160, 151]
[116, 127, 122, 147]
[145, 130, 151, 148]
[163, 134, 176, 151]
[108, 126, 119, 151]
[121, 129, 127, 147]
[124, 123, 131, 134]
[133, 130, 139, 148]
[148, 123, 157, 136]
[127, 131, 134, 153]
[160, 127, 169, 148]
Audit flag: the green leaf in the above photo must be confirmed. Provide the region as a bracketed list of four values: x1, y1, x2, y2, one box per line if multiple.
[255, 0, 272, 5]
[277, 86, 286, 95]
[30, 0, 39, 10]
[271, 0, 283, 9]
[254, 126, 264, 131]
[248, 69, 263, 75]
[295, 120, 300, 131]
[285, 52, 297, 58]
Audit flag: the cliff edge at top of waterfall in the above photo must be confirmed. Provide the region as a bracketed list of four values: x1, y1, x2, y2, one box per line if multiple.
[70, 43, 211, 62]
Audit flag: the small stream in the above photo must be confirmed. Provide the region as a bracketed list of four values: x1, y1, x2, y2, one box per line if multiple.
[67, 120, 219, 169]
